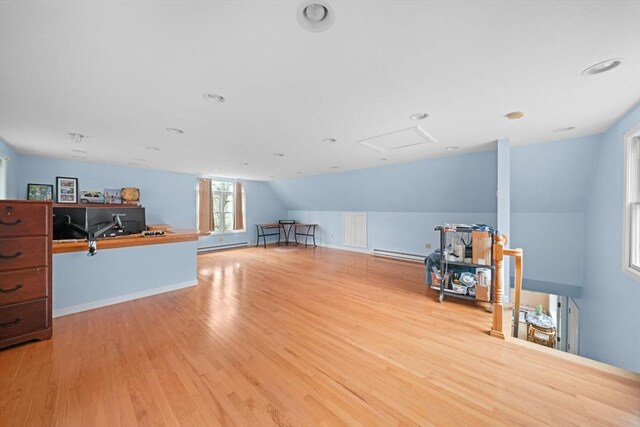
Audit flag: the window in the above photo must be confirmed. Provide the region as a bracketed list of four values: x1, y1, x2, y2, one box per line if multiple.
[198, 179, 245, 234]
[624, 126, 640, 277]
[212, 180, 236, 232]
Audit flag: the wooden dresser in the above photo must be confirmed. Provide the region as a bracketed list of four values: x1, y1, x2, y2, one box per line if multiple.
[0, 200, 52, 349]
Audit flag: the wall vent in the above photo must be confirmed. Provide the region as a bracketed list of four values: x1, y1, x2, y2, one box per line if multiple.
[342, 212, 367, 248]
[356, 126, 436, 153]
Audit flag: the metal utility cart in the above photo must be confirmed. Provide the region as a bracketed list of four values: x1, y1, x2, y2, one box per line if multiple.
[432, 225, 497, 305]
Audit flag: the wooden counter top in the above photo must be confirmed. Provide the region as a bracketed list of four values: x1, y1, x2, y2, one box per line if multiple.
[52, 229, 199, 254]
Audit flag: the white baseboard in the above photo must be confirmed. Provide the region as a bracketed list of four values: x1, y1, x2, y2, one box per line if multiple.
[318, 243, 370, 255]
[53, 280, 198, 318]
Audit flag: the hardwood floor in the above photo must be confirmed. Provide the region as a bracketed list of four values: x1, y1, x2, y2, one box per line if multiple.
[1, 246, 639, 426]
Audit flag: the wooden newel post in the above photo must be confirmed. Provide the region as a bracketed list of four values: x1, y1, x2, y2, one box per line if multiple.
[490, 234, 507, 339]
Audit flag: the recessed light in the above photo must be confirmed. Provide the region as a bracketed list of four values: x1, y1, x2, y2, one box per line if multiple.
[269, 175, 275, 178]
[273, 153, 285, 157]
[446, 146, 459, 151]
[240, 162, 249, 166]
[298, 1, 334, 32]
[72, 155, 86, 160]
[581, 58, 622, 76]
[215, 168, 225, 173]
[296, 172, 303, 175]
[203, 93, 226, 103]
[330, 166, 340, 169]
[145, 146, 161, 151]
[409, 112, 428, 121]
[71, 149, 87, 154]
[505, 111, 524, 120]
[128, 162, 142, 166]
[553, 127, 576, 133]
[166, 128, 184, 134]
[323, 138, 337, 143]
[134, 157, 146, 162]
[377, 158, 387, 162]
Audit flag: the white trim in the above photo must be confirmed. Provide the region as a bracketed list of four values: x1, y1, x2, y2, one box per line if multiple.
[318, 242, 370, 254]
[371, 249, 425, 263]
[53, 280, 198, 318]
[0, 155, 7, 200]
[198, 242, 249, 252]
[622, 123, 640, 280]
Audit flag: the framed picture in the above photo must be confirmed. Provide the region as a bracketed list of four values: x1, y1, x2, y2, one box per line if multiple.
[104, 188, 122, 204]
[79, 191, 104, 204]
[56, 177, 78, 204]
[27, 183, 54, 201]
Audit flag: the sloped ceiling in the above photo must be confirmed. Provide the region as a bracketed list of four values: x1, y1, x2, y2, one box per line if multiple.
[0, 0, 638, 180]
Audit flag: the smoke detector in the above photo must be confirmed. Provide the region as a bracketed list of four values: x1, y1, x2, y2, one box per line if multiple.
[298, 1, 334, 32]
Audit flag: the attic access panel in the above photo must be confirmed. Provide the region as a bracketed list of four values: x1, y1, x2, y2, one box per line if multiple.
[356, 126, 436, 153]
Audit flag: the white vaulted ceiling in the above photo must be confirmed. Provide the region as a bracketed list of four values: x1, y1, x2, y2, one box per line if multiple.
[0, 0, 639, 180]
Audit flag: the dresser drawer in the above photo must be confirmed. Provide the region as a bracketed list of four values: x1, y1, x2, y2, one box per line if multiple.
[0, 268, 48, 306]
[0, 299, 48, 340]
[0, 203, 49, 237]
[0, 237, 48, 272]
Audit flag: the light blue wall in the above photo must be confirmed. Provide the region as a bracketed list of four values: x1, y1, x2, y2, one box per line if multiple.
[578, 104, 640, 372]
[511, 134, 602, 213]
[270, 151, 498, 255]
[497, 139, 511, 300]
[17, 155, 198, 228]
[53, 240, 197, 314]
[288, 210, 496, 256]
[0, 138, 19, 199]
[270, 151, 497, 213]
[198, 179, 287, 248]
[509, 135, 602, 292]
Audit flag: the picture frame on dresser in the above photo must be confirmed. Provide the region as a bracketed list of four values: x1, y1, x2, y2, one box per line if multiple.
[55, 176, 78, 204]
[27, 183, 54, 201]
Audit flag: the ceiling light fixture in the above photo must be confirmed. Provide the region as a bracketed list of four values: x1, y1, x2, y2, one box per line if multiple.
[323, 138, 336, 143]
[71, 149, 87, 154]
[505, 111, 524, 120]
[166, 128, 184, 134]
[377, 158, 387, 162]
[446, 146, 459, 151]
[145, 146, 161, 151]
[203, 93, 226, 103]
[68, 133, 89, 144]
[581, 58, 623, 76]
[553, 126, 576, 133]
[240, 162, 249, 166]
[273, 153, 285, 157]
[330, 166, 339, 169]
[409, 112, 428, 121]
[128, 162, 142, 166]
[297, 1, 334, 32]
[296, 172, 303, 174]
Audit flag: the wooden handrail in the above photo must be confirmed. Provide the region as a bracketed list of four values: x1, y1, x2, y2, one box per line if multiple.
[490, 235, 524, 339]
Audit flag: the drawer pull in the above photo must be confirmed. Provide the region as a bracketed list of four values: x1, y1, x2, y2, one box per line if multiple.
[0, 251, 23, 259]
[0, 283, 23, 293]
[0, 317, 23, 328]
[0, 219, 23, 226]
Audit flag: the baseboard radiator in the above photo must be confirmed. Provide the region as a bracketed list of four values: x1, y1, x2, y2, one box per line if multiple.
[198, 242, 249, 254]
[371, 249, 425, 263]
